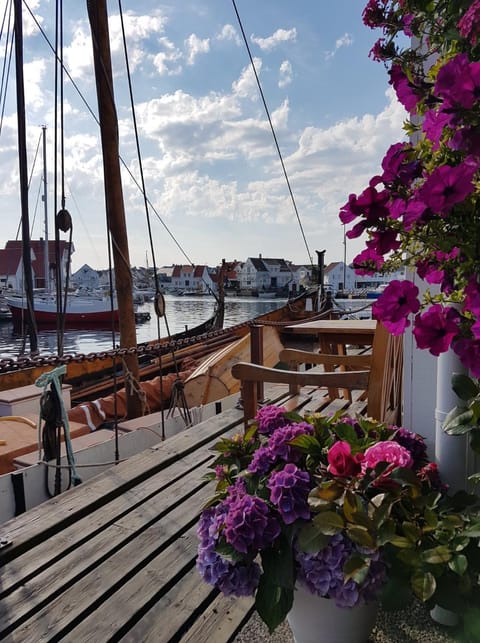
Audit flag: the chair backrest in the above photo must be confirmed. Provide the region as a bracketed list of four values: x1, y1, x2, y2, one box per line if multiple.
[366, 321, 403, 425]
[231, 321, 403, 426]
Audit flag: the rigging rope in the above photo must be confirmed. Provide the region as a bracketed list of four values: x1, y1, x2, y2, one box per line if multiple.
[231, 0, 313, 269]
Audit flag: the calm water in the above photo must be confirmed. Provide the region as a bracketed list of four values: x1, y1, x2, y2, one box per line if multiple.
[0, 295, 288, 359]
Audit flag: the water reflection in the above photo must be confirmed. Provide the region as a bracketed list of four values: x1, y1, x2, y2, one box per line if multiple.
[0, 295, 287, 359]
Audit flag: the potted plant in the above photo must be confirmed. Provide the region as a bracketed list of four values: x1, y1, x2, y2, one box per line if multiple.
[196, 405, 480, 642]
[339, 1, 480, 372]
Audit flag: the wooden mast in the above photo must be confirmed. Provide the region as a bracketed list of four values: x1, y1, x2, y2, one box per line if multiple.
[86, 0, 143, 419]
[14, 0, 38, 354]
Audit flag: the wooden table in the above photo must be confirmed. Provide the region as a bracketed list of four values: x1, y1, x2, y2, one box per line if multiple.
[283, 319, 377, 403]
[283, 319, 377, 354]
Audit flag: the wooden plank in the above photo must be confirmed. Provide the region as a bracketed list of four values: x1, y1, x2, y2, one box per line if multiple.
[1, 501, 204, 640]
[0, 459, 212, 617]
[117, 567, 217, 642]
[179, 593, 255, 643]
[0, 407, 245, 560]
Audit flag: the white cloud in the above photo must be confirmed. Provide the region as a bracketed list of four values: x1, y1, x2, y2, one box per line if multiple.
[23, 59, 47, 110]
[251, 28, 297, 51]
[278, 60, 292, 88]
[325, 32, 354, 61]
[184, 34, 210, 65]
[216, 24, 241, 46]
[231, 57, 262, 99]
[152, 37, 183, 76]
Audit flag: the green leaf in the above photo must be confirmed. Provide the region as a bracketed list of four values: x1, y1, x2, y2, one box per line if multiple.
[463, 521, 480, 537]
[402, 521, 421, 543]
[443, 408, 476, 434]
[255, 578, 293, 634]
[411, 570, 436, 602]
[310, 481, 344, 502]
[451, 374, 480, 401]
[289, 434, 321, 452]
[344, 555, 370, 585]
[261, 536, 294, 588]
[421, 545, 452, 565]
[346, 525, 375, 548]
[343, 490, 364, 523]
[312, 511, 344, 535]
[296, 523, 329, 553]
[470, 429, 480, 455]
[448, 554, 468, 576]
[388, 536, 415, 548]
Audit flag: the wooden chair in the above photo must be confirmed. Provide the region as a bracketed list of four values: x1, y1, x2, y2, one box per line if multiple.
[231, 322, 403, 427]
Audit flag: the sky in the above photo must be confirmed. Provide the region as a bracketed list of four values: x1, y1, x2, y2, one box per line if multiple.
[0, 0, 408, 273]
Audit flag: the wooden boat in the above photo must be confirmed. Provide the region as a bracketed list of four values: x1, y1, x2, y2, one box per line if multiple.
[5, 292, 120, 325]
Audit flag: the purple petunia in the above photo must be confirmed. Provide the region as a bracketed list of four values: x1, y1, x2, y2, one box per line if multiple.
[372, 280, 420, 335]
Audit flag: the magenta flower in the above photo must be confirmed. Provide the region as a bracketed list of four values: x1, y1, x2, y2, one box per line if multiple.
[413, 305, 460, 356]
[417, 162, 476, 215]
[361, 441, 413, 478]
[352, 247, 385, 275]
[459, 2, 480, 47]
[454, 338, 480, 377]
[389, 64, 421, 112]
[434, 53, 480, 110]
[327, 441, 363, 477]
[465, 277, 480, 318]
[422, 109, 454, 150]
[372, 280, 420, 335]
[380, 142, 421, 185]
[366, 229, 400, 255]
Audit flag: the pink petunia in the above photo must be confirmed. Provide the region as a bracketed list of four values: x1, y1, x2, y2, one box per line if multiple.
[372, 280, 420, 335]
[417, 162, 476, 215]
[361, 441, 413, 478]
[413, 305, 460, 356]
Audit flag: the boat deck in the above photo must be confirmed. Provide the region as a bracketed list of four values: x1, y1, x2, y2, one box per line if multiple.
[0, 379, 366, 642]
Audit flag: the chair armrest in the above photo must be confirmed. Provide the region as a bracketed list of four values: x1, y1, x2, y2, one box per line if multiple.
[279, 349, 372, 370]
[231, 362, 370, 390]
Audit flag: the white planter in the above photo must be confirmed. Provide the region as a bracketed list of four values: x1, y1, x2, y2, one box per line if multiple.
[287, 583, 378, 643]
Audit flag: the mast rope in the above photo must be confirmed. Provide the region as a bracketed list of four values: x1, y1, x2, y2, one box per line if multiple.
[231, 0, 313, 269]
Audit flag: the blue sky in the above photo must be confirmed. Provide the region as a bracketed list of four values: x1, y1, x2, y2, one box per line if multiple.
[0, 0, 407, 272]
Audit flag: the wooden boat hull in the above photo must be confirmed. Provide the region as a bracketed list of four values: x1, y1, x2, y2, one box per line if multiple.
[184, 325, 284, 406]
[0, 289, 323, 401]
[5, 295, 120, 325]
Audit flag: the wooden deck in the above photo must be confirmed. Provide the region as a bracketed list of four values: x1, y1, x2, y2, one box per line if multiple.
[0, 381, 368, 642]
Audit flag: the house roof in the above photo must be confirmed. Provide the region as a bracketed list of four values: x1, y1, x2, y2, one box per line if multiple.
[1, 240, 72, 279]
[324, 262, 342, 274]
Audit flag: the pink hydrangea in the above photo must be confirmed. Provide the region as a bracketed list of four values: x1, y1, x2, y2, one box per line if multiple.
[361, 441, 413, 477]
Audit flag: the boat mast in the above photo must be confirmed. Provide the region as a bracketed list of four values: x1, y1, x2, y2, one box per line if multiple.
[42, 126, 50, 294]
[86, 0, 143, 419]
[14, 0, 38, 353]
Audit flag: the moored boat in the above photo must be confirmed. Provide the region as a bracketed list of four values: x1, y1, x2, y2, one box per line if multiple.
[5, 293, 120, 325]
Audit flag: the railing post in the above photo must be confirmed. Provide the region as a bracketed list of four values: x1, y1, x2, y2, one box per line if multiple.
[250, 325, 264, 402]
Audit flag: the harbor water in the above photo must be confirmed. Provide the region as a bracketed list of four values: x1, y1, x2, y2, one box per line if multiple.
[0, 294, 372, 360]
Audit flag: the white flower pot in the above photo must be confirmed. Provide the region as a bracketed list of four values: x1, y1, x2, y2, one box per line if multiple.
[287, 583, 378, 643]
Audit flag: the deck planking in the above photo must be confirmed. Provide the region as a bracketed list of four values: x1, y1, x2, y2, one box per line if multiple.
[0, 371, 371, 642]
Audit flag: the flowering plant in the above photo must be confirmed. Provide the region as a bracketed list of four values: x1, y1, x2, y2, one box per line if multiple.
[196, 406, 480, 632]
[339, 1, 480, 375]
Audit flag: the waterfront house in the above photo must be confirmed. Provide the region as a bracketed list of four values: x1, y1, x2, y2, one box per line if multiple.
[0, 239, 72, 293]
[71, 264, 100, 291]
[171, 264, 215, 295]
[236, 255, 296, 295]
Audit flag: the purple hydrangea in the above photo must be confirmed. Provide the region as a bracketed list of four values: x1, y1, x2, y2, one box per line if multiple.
[248, 420, 314, 474]
[295, 533, 387, 608]
[255, 405, 289, 435]
[223, 484, 281, 554]
[267, 463, 311, 524]
[196, 499, 262, 597]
